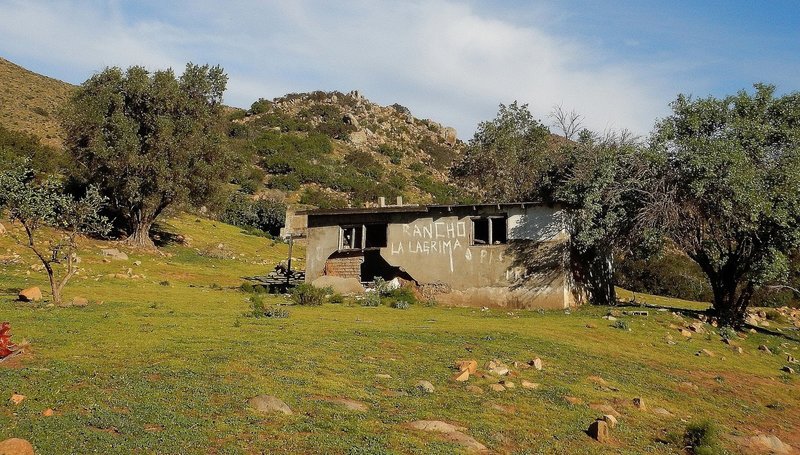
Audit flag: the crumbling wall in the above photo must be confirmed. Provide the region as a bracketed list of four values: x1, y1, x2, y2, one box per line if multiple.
[323, 252, 364, 280]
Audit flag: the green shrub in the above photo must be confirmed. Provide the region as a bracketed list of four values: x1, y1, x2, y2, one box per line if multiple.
[249, 98, 272, 115]
[328, 293, 345, 304]
[159, 280, 170, 287]
[344, 150, 384, 180]
[291, 283, 329, 306]
[718, 326, 736, 341]
[377, 144, 404, 164]
[612, 319, 629, 330]
[240, 282, 255, 293]
[267, 174, 301, 191]
[362, 292, 381, 307]
[390, 301, 410, 309]
[299, 188, 348, 209]
[249, 295, 290, 318]
[220, 192, 286, 236]
[683, 421, 720, 455]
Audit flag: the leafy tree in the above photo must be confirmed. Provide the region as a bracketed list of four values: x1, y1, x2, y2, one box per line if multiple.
[0, 124, 62, 174]
[647, 84, 800, 325]
[0, 165, 110, 305]
[451, 102, 552, 200]
[61, 63, 229, 248]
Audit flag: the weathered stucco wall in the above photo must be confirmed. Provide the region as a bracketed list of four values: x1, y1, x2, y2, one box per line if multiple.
[304, 205, 575, 309]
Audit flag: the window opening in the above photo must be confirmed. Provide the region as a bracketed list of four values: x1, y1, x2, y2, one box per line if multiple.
[471, 216, 507, 245]
[364, 223, 388, 248]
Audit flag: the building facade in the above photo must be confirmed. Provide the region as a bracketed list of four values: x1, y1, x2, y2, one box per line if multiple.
[295, 202, 577, 309]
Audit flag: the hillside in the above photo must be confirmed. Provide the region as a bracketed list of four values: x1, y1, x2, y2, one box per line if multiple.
[226, 90, 467, 208]
[1, 215, 799, 453]
[0, 57, 74, 148]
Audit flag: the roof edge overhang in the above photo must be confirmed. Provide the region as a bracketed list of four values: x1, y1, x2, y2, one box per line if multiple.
[298, 201, 547, 217]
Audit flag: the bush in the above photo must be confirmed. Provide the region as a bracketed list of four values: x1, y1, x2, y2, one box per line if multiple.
[240, 282, 255, 293]
[344, 151, 384, 180]
[683, 421, 720, 455]
[390, 300, 410, 309]
[249, 295, 289, 318]
[718, 326, 736, 341]
[362, 292, 381, 307]
[299, 188, 348, 209]
[249, 98, 272, 115]
[328, 293, 345, 304]
[612, 319, 629, 330]
[291, 283, 329, 306]
[377, 144, 404, 164]
[267, 174, 301, 191]
[220, 191, 286, 236]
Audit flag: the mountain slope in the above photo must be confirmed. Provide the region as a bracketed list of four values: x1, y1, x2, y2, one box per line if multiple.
[0, 57, 75, 148]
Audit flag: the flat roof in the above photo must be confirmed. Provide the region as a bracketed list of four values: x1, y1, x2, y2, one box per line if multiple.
[298, 202, 544, 216]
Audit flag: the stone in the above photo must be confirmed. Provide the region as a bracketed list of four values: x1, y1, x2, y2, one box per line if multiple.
[679, 329, 692, 338]
[71, 297, 89, 307]
[500, 380, 515, 389]
[601, 414, 618, 429]
[653, 407, 673, 417]
[696, 349, 715, 357]
[10, 394, 25, 405]
[133, 260, 142, 266]
[529, 357, 543, 370]
[18, 287, 42, 302]
[688, 322, 705, 333]
[415, 380, 435, 393]
[42, 408, 54, 417]
[455, 359, 478, 374]
[349, 131, 368, 145]
[589, 403, 621, 417]
[406, 420, 488, 453]
[520, 380, 539, 390]
[248, 395, 292, 415]
[465, 385, 484, 394]
[323, 397, 368, 412]
[588, 419, 609, 443]
[678, 382, 699, 392]
[489, 384, 506, 392]
[735, 346, 744, 354]
[588, 375, 608, 386]
[632, 397, 646, 411]
[564, 396, 583, 405]
[0, 438, 35, 455]
[758, 345, 773, 355]
[489, 366, 509, 376]
[407, 420, 465, 433]
[749, 434, 793, 454]
[376, 373, 392, 379]
[311, 276, 364, 295]
[787, 355, 798, 364]
[603, 315, 617, 321]
[585, 323, 597, 329]
[101, 248, 128, 261]
[781, 366, 795, 374]
[452, 370, 470, 382]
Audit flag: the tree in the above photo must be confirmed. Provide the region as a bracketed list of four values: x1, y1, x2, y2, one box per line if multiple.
[451, 102, 552, 201]
[646, 84, 800, 326]
[62, 63, 230, 248]
[549, 104, 584, 140]
[0, 165, 110, 305]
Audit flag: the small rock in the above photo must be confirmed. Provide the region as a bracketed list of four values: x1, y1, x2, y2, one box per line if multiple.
[632, 397, 646, 411]
[452, 370, 470, 382]
[749, 434, 793, 454]
[601, 414, 618, 429]
[787, 355, 797, 364]
[679, 329, 692, 337]
[0, 438, 35, 455]
[520, 380, 539, 390]
[588, 419, 609, 443]
[688, 322, 705, 333]
[564, 396, 583, 405]
[415, 380, 435, 394]
[10, 394, 25, 405]
[455, 359, 478, 374]
[696, 349, 715, 357]
[375, 374, 392, 379]
[248, 395, 292, 415]
[489, 366, 509, 376]
[324, 397, 368, 412]
[0, 222, 6, 235]
[653, 407, 673, 417]
[489, 384, 505, 392]
[133, 260, 142, 266]
[781, 366, 795, 374]
[42, 408, 54, 417]
[586, 323, 597, 329]
[678, 382, 699, 392]
[758, 345, 773, 355]
[500, 380, 515, 389]
[18, 287, 42, 302]
[465, 385, 484, 394]
[603, 315, 617, 321]
[529, 357, 543, 370]
[406, 420, 489, 453]
[71, 297, 89, 307]
[588, 375, 608, 386]
[734, 346, 744, 354]
[101, 248, 128, 261]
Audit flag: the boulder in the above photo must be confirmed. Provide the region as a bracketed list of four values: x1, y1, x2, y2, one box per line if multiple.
[758, 345, 773, 355]
[323, 397, 368, 412]
[18, 287, 42, 302]
[0, 438, 35, 455]
[311, 276, 364, 295]
[349, 131, 368, 145]
[42, 408, 54, 417]
[101, 248, 128, 261]
[489, 384, 505, 392]
[452, 370, 470, 382]
[406, 420, 488, 453]
[441, 127, 458, 145]
[749, 434, 793, 454]
[520, 380, 539, 390]
[781, 366, 795, 374]
[529, 357, 543, 370]
[588, 419, 609, 443]
[10, 394, 25, 405]
[601, 414, 618, 429]
[415, 380, 435, 394]
[248, 395, 292, 415]
[632, 397, 646, 411]
[465, 385, 484, 394]
[455, 359, 478, 374]
[679, 329, 692, 337]
[653, 407, 673, 417]
[71, 297, 89, 307]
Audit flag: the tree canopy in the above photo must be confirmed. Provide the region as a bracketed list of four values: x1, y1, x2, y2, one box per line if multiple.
[61, 63, 230, 248]
[646, 84, 800, 325]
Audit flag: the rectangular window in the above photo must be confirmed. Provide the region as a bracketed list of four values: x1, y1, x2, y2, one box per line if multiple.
[341, 226, 363, 249]
[341, 224, 387, 250]
[364, 223, 388, 248]
[471, 216, 507, 245]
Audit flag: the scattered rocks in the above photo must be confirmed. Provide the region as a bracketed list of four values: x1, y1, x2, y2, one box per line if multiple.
[520, 380, 539, 390]
[415, 380, 435, 394]
[632, 397, 646, 411]
[758, 345, 773, 355]
[18, 287, 42, 302]
[101, 248, 128, 261]
[588, 419, 610, 443]
[0, 438, 35, 455]
[248, 395, 292, 415]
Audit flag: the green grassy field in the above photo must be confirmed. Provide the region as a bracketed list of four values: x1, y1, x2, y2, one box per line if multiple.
[1, 215, 798, 454]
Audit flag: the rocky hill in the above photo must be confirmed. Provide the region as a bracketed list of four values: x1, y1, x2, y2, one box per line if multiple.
[0, 57, 75, 148]
[227, 90, 468, 207]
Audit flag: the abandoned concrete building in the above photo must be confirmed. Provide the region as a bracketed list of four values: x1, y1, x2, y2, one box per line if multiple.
[285, 200, 577, 309]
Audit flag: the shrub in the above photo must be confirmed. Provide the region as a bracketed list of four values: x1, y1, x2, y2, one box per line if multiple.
[328, 293, 345, 304]
[220, 192, 286, 236]
[291, 283, 329, 306]
[683, 421, 720, 455]
[299, 188, 347, 209]
[377, 144, 404, 164]
[249, 98, 272, 115]
[362, 292, 381, 307]
[267, 174, 301, 191]
[240, 282, 255, 293]
[249, 295, 290, 318]
[612, 319, 629, 330]
[344, 150, 384, 180]
[159, 280, 170, 287]
[390, 300, 410, 309]
[718, 326, 736, 341]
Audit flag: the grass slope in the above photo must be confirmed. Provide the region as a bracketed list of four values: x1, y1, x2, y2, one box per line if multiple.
[1, 215, 798, 454]
[0, 57, 74, 148]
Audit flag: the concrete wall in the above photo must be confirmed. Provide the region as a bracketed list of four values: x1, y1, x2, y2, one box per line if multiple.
[304, 205, 575, 309]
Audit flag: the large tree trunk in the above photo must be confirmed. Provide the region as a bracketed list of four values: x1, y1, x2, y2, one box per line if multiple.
[709, 278, 752, 328]
[127, 215, 156, 249]
[572, 246, 617, 305]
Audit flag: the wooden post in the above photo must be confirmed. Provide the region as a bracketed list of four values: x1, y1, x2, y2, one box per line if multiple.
[286, 234, 294, 286]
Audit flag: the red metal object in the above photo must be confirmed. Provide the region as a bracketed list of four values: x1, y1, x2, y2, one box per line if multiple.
[0, 322, 17, 358]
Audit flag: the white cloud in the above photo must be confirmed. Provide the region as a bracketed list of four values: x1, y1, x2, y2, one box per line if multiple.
[0, 0, 675, 137]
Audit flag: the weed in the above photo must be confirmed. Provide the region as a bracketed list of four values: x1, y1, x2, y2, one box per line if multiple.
[328, 293, 345, 304]
[612, 319, 630, 330]
[240, 282, 255, 293]
[291, 283, 328, 306]
[718, 326, 736, 341]
[362, 292, 381, 307]
[390, 301, 409, 310]
[683, 420, 720, 455]
[159, 280, 170, 287]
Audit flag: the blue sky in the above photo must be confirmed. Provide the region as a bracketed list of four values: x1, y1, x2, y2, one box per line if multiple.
[1, 0, 798, 138]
